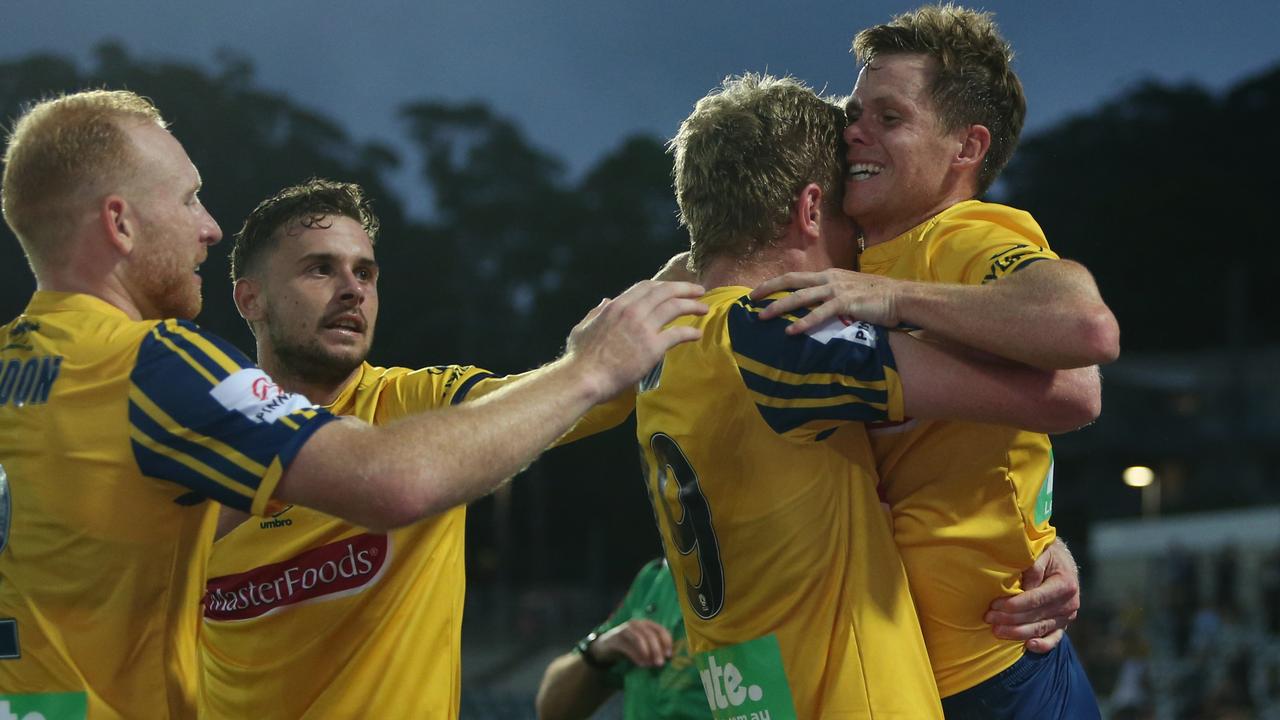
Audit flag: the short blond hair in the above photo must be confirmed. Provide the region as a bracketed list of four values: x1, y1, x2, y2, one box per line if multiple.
[2, 89, 167, 266]
[854, 3, 1026, 193]
[671, 74, 846, 274]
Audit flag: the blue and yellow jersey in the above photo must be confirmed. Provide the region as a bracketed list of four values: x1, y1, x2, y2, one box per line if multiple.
[0, 291, 334, 719]
[200, 362, 633, 719]
[635, 286, 941, 720]
[858, 200, 1060, 697]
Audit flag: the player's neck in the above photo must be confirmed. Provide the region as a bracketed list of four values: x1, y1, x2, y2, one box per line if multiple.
[279, 376, 348, 408]
[700, 242, 845, 290]
[699, 252, 789, 291]
[36, 255, 147, 320]
[859, 193, 975, 249]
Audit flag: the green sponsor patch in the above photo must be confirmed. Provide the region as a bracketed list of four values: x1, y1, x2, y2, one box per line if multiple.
[695, 634, 797, 720]
[1034, 450, 1054, 525]
[0, 692, 88, 720]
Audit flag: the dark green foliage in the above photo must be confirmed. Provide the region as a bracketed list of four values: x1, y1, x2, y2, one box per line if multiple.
[0, 43, 406, 355]
[1003, 66, 1280, 352]
[4, 45, 1278, 585]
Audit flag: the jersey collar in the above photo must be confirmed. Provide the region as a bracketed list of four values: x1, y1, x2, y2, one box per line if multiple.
[24, 290, 134, 320]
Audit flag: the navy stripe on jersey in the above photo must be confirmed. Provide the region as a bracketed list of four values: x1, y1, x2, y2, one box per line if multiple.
[737, 366, 890, 405]
[129, 399, 267, 491]
[173, 491, 205, 506]
[129, 320, 336, 509]
[173, 319, 255, 363]
[132, 441, 262, 512]
[1009, 256, 1047, 273]
[982, 245, 1054, 283]
[452, 371, 496, 405]
[753, 399, 896, 435]
[152, 320, 242, 381]
[728, 296, 896, 435]
[133, 322, 326, 469]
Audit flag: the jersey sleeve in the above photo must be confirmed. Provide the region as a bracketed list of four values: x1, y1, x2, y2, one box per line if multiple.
[728, 296, 904, 441]
[928, 205, 1060, 285]
[128, 320, 338, 515]
[383, 364, 497, 417]
[559, 389, 634, 446]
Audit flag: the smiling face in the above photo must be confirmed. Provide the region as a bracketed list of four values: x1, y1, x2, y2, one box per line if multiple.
[121, 121, 223, 319]
[842, 53, 968, 244]
[245, 215, 379, 389]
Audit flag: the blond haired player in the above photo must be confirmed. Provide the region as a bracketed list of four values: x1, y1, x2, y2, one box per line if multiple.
[754, 6, 1119, 718]
[639, 73, 1099, 719]
[0, 90, 705, 718]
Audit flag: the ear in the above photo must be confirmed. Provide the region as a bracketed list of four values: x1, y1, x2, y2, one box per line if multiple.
[954, 124, 991, 174]
[794, 183, 825, 241]
[233, 277, 265, 323]
[100, 195, 135, 255]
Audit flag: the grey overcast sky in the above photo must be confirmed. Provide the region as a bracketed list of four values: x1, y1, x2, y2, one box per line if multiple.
[4, 1, 1277, 214]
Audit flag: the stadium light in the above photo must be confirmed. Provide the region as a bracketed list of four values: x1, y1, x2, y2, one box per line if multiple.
[1123, 466, 1155, 488]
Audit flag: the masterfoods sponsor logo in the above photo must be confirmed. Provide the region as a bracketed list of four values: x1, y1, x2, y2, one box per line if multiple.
[203, 533, 390, 621]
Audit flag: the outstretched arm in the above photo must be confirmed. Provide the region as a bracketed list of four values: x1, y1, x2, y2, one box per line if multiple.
[462, 252, 701, 446]
[277, 280, 707, 531]
[753, 260, 1119, 370]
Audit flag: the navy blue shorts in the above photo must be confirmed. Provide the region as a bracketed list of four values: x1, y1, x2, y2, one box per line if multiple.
[940, 634, 1100, 720]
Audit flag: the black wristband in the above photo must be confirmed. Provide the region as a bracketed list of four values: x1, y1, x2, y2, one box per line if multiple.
[575, 631, 616, 671]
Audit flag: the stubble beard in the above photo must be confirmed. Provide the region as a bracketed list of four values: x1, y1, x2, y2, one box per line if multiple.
[128, 240, 201, 320]
[266, 320, 369, 390]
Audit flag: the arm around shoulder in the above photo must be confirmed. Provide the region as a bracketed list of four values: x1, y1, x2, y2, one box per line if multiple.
[883, 259, 1120, 370]
[914, 258, 1120, 369]
[1015, 259, 1120, 366]
[273, 279, 708, 532]
[750, 259, 1119, 369]
[890, 333, 1100, 434]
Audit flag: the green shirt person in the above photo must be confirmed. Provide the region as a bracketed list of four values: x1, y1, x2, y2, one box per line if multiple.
[536, 559, 707, 719]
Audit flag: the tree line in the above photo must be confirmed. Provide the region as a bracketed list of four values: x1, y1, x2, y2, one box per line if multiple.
[2, 43, 1276, 586]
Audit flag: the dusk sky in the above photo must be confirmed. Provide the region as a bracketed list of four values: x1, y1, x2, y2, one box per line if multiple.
[5, 1, 1278, 216]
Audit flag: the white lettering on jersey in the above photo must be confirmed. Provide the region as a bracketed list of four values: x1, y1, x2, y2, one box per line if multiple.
[699, 655, 766, 710]
[805, 317, 878, 349]
[210, 368, 316, 424]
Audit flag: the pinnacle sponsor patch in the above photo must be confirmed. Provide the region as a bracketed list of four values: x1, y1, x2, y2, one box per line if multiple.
[805, 317, 878, 349]
[209, 368, 316, 424]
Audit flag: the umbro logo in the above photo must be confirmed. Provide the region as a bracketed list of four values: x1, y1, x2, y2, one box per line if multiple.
[260, 505, 294, 530]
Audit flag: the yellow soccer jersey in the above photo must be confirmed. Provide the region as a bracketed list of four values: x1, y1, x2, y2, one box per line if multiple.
[200, 362, 633, 719]
[858, 200, 1060, 697]
[0, 292, 335, 720]
[636, 287, 941, 720]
